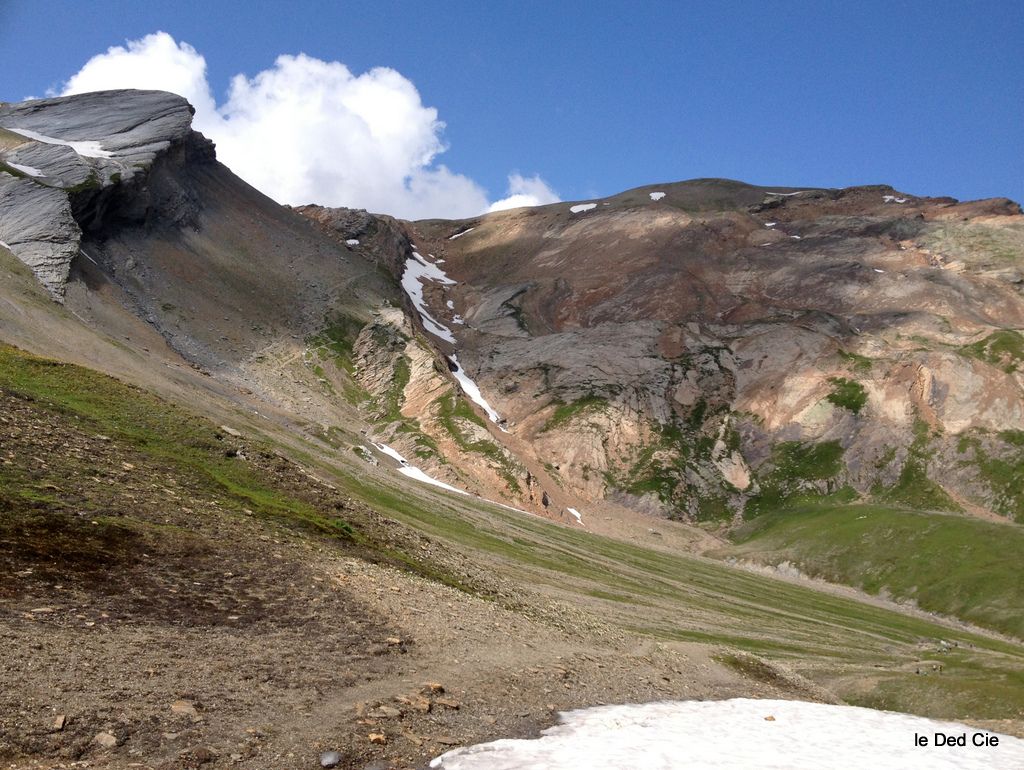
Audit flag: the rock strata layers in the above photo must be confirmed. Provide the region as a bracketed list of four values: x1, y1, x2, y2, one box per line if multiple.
[0, 90, 199, 298]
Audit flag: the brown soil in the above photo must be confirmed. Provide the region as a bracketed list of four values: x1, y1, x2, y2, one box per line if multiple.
[0, 391, 803, 770]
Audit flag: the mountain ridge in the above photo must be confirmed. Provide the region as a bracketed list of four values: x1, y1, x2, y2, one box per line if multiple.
[1, 89, 1023, 767]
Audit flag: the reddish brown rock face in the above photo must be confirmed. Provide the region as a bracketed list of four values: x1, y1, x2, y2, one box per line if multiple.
[348, 179, 1024, 524]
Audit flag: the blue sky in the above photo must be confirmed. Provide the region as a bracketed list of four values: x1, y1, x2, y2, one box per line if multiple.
[2, 0, 1021, 215]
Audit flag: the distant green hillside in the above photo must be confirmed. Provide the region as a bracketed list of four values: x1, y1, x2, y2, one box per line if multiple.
[728, 504, 1024, 638]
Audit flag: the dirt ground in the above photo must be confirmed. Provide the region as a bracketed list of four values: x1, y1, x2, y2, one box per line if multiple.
[0, 389, 805, 770]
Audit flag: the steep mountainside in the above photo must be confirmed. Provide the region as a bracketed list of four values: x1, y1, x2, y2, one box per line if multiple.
[307, 181, 1024, 524]
[2, 89, 1024, 768]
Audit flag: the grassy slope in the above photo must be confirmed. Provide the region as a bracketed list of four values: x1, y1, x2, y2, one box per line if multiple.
[3, 342, 1023, 724]
[728, 504, 1024, 639]
[325, 466, 1024, 722]
[0, 342, 478, 593]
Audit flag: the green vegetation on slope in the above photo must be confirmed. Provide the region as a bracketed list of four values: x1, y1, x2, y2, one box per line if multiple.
[0, 343, 468, 593]
[826, 377, 867, 414]
[837, 349, 873, 373]
[881, 418, 960, 512]
[961, 329, 1024, 374]
[606, 399, 740, 522]
[540, 394, 608, 432]
[307, 313, 370, 404]
[377, 355, 411, 422]
[333, 460, 1024, 719]
[730, 503, 1024, 638]
[957, 430, 1024, 522]
[435, 392, 521, 492]
[745, 440, 852, 517]
[0, 343, 355, 539]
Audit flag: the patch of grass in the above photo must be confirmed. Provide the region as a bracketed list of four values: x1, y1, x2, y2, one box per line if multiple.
[961, 330, 1024, 374]
[0, 343, 354, 542]
[502, 300, 529, 333]
[540, 394, 608, 432]
[714, 653, 790, 686]
[957, 431, 1024, 522]
[608, 413, 740, 521]
[435, 392, 521, 492]
[746, 440, 848, 516]
[826, 377, 867, 414]
[847, 665, 1024, 721]
[309, 312, 366, 374]
[731, 503, 1024, 638]
[838, 349, 873, 373]
[307, 313, 373, 405]
[377, 355, 410, 422]
[881, 418, 960, 512]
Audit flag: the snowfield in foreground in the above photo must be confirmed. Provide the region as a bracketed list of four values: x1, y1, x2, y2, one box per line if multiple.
[430, 698, 1024, 769]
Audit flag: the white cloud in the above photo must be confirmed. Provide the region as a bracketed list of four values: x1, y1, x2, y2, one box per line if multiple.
[59, 32, 558, 220]
[488, 173, 561, 212]
[61, 33, 218, 122]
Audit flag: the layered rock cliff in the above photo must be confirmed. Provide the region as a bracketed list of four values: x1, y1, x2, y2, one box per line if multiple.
[2, 90, 1022, 528]
[0, 90, 205, 298]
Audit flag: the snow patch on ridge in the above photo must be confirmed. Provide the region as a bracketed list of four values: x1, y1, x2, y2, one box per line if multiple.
[7, 127, 112, 159]
[431, 698, 1024, 769]
[345, 238, 359, 245]
[6, 161, 44, 177]
[570, 203, 597, 213]
[567, 507, 583, 524]
[401, 251, 457, 343]
[449, 355, 504, 428]
[648, 192, 665, 201]
[449, 227, 475, 240]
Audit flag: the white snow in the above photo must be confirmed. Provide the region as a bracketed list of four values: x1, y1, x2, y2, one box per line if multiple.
[430, 698, 1024, 770]
[648, 192, 666, 201]
[0, 240, 10, 250]
[570, 203, 597, 214]
[446, 300, 455, 310]
[567, 507, 583, 524]
[401, 251, 457, 343]
[6, 127, 112, 158]
[449, 227, 475, 240]
[452, 315, 465, 325]
[791, 235, 802, 240]
[765, 190, 812, 197]
[371, 442, 468, 495]
[883, 195, 908, 204]
[765, 222, 777, 227]
[398, 466, 468, 494]
[345, 238, 360, 246]
[6, 161, 44, 177]
[449, 354, 504, 427]
[372, 442, 409, 466]
[874, 268, 886, 273]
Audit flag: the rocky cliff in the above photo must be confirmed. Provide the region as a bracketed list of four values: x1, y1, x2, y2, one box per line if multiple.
[300, 180, 1024, 525]
[0, 90, 207, 298]
[2, 90, 1022, 529]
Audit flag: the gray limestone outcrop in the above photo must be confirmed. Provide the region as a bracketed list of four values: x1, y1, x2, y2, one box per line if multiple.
[0, 90, 202, 299]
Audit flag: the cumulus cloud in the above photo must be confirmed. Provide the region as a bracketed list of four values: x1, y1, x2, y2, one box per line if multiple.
[488, 173, 561, 212]
[60, 32, 558, 219]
